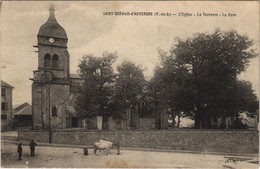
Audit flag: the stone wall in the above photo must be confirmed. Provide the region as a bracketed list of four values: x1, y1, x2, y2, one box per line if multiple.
[107, 117, 155, 130]
[108, 117, 121, 130]
[138, 118, 155, 130]
[32, 83, 71, 130]
[18, 129, 259, 154]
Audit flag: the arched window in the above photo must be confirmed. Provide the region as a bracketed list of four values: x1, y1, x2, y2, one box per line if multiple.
[52, 106, 57, 117]
[44, 54, 51, 67]
[52, 54, 59, 68]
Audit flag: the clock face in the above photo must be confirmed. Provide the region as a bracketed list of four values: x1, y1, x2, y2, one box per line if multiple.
[49, 38, 55, 43]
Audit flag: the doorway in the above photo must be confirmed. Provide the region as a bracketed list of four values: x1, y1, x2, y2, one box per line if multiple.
[71, 117, 78, 128]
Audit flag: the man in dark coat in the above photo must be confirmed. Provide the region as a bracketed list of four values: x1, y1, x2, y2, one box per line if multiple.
[17, 143, 22, 160]
[29, 140, 37, 157]
[115, 141, 120, 155]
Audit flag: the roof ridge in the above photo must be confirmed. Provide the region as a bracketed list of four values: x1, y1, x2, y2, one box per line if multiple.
[1, 80, 14, 88]
[14, 104, 32, 116]
[14, 102, 30, 112]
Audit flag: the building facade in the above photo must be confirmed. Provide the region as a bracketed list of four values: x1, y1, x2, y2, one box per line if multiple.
[31, 5, 83, 130]
[1, 80, 14, 131]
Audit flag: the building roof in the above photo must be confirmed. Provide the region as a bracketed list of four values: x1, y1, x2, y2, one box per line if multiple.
[14, 102, 29, 112]
[14, 102, 32, 116]
[38, 4, 67, 39]
[1, 80, 14, 88]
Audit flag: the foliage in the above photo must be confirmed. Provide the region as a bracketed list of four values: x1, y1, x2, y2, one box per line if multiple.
[154, 30, 258, 128]
[76, 54, 148, 128]
[75, 30, 258, 130]
[75, 52, 117, 128]
[112, 61, 146, 119]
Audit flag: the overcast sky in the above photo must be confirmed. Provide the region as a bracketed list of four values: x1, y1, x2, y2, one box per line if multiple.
[1, 1, 259, 106]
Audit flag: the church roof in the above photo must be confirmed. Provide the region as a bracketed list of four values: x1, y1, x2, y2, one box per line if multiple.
[38, 4, 67, 39]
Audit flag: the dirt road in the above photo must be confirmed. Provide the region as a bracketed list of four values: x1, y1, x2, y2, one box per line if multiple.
[1, 142, 258, 168]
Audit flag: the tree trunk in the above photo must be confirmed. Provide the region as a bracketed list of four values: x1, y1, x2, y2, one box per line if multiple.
[171, 113, 176, 128]
[154, 94, 158, 129]
[194, 111, 200, 129]
[177, 114, 181, 128]
[102, 115, 109, 130]
[194, 109, 203, 129]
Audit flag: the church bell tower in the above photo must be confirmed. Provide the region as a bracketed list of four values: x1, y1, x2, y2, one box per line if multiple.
[31, 4, 70, 130]
[36, 4, 70, 79]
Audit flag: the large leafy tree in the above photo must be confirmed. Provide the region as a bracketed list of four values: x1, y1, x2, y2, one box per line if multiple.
[76, 52, 117, 129]
[149, 53, 194, 128]
[155, 30, 258, 128]
[112, 61, 146, 120]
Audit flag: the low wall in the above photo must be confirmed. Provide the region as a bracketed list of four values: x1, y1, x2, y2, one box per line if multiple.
[18, 129, 259, 154]
[138, 118, 155, 130]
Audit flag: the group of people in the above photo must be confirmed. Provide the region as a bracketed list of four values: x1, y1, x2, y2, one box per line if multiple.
[17, 139, 120, 160]
[17, 140, 37, 160]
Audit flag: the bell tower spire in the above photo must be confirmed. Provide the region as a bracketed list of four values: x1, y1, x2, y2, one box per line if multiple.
[47, 4, 57, 24]
[49, 3, 55, 14]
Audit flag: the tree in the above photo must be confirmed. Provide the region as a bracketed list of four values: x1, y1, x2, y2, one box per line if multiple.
[112, 61, 146, 124]
[76, 52, 117, 129]
[147, 67, 163, 128]
[156, 30, 258, 128]
[149, 55, 194, 128]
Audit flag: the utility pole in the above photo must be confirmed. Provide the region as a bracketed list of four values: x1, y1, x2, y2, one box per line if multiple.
[42, 70, 52, 143]
[48, 82, 52, 143]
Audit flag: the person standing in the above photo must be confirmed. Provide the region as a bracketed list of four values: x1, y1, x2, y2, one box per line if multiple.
[17, 143, 22, 160]
[29, 140, 37, 157]
[115, 141, 120, 155]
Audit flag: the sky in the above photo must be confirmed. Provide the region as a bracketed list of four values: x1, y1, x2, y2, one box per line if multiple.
[1, 1, 259, 106]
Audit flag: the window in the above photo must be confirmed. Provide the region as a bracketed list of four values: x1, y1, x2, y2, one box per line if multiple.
[52, 106, 57, 117]
[44, 54, 51, 67]
[1, 115, 7, 120]
[1, 102, 7, 110]
[52, 54, 59, 68]
[1, 88, 6, 97]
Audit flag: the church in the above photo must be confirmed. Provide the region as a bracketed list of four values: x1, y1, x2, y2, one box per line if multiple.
[31, 5, 168, 130]
[31, 4, 84, 130]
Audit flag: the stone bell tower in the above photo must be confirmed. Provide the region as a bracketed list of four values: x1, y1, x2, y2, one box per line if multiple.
[31, 4, 70, 130]
[37, 4, 70, 79]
